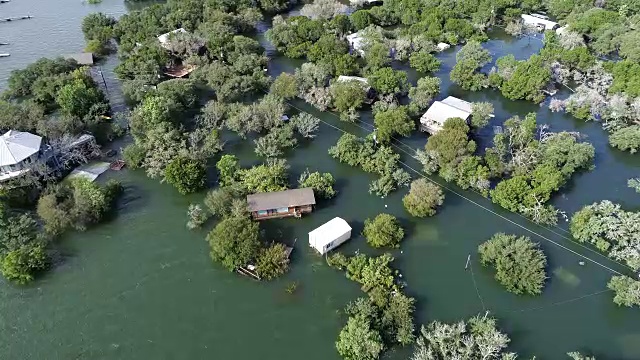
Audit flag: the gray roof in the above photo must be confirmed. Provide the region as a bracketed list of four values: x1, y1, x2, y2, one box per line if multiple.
[65, 52, 94, 65]
[0, 130, 42, 166]
[247, 188, 316, 212]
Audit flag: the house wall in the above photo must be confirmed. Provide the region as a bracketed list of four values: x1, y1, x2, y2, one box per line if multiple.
[251, 204, 313, 220]
[311, 229, 352, 255]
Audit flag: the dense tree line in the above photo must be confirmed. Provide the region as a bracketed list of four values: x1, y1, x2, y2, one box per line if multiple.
[327, 253, 415, 360]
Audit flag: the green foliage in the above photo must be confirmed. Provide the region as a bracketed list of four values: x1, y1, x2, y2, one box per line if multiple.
[204, 185, 246, 218]
[363, 213, 404, 248]
[470, 102, 494, 128]
[609, 125, 640, 153]
[478, 233, 548, 295]
[373, 107, 414, 143]
[37, 178, 121, 236]
[208, 216, 260, 271]
[367, 67, 409, 96]
[6, 57, 79, 98]
[450, 41, 491, 91]
[186, 204, 209, 230]
[122, 144, 146, 169]
[239, 159, 290, 193]
[350, 10, 373, 31]
[409, 51, 441, 73]
[402, 179, 445, 217]
[266, 16, 324, 58]
[255, 242, 290, 280]
[216, 155, 240, 187]
[330, 80, 367, 120]
[343, 253, 396, 293]
[629, 178, 640, 193]
[570, 200, 640, 269]
[336, 315, 384, 360]
[412, 314, 518, 359]
[308, 34, 349, 64]
[81, 12, 116, 54]
[608, 275, 640, 307]
[164, 157, 207, 195]
[497, 55, 551, 103]
[270, 73, 298, 100]
[609, 60, 640, 97]
[298, 170, 336, 199]
[408, 76, 441, 114]
[328, 134, 410, 196]
[0, 214, 48, 284]
[56, 78, 107, 119]
[254, 124, 298, 158]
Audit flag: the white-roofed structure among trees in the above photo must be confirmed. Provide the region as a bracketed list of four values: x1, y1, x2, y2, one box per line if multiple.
[309, 217, 352, 255]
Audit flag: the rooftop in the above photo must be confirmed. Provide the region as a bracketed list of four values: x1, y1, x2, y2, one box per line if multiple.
[308, 217, 351, 244]
[521, 14, 559, 30]
[247, 188, 316, 212]
[420, 96, 493, 133]
[0, 130, 42, 167]
[157, 28, 187, 47]
[65, 52, 94, 65]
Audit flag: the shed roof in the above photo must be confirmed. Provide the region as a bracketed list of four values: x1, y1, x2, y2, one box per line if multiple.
[247, 188, 316, 212]
[309, 217, 351, 245]
[65, 52, 94, 65]
[158, 28, 187, 47]
[0, 130, 42, 166]
[521, 14, 558, 30]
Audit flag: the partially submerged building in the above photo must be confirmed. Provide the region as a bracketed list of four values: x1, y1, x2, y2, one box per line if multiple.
[0, 130, 97, 184]
[420, 96, 494, 134]
[337, 75, 376, 102]
[521, 14, 559, 31]
[436, 42, 451, 52]
[157, 28, 188, 49]
[309, 217, 352, 255]
[346, 32, 365, 56]
[0, 130, 43, 182]
[247, 188, 316, 220]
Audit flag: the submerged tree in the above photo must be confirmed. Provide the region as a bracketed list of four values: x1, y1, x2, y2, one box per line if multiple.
[402, 179, 445, 217]
[607, 275, 640, 308]
[411, 314, 518, 360]
[478, 233, 548, 296]
[298, 170, 336, 199]
[363, 213, 404, 248]
[208, 216, 260, 271]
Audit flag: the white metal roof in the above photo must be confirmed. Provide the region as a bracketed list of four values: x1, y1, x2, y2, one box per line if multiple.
[0, 130, 42, 167]
[337, 75, 368, 84]
[346, 32, 365, 55]
[521, 14, 558, 30]
[436, 42, 450, 51]
[66, 161, 110, 182]
[157, 28, 187, 46]
[441, 96, 473, 113]
[309, 217, 351, 246]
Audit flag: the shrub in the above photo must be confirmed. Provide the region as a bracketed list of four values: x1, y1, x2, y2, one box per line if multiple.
[608, 275, 640, 307]
[363, 213, 404, 248]
[298, 170, 336, 199]
[164, 157, 207, 195]
[402, 179, 444, 217]
[478, 233, 547, 295]
[255, 242, 290, 280]
[208, 216, 260, 271]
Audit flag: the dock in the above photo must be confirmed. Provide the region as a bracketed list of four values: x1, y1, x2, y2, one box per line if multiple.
[110, 160, 126, 171]
[1, 16, 32, 23]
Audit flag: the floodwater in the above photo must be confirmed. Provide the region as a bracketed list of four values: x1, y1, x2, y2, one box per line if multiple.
[1, 1, 640, 359]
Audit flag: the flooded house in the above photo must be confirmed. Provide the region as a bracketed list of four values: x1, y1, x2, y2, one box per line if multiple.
[247, 188, 316, 220]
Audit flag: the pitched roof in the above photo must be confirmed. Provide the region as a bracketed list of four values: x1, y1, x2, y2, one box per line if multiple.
[309, 217, 351, 246]
[0, 130, 42, 166]
[247, 188, 316, 212]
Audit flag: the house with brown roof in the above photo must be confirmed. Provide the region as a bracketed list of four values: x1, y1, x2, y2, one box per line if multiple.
[247, 188, 316, 220]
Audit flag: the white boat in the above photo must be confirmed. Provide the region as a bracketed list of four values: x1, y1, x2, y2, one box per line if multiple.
[0, 54, 10, 57]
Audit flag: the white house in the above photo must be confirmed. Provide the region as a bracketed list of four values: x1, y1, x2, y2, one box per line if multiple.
[521, 14, 559, 31]
[0, 130, 42, 182]
[309, 217, 352, 255]
[157, 28, 188, 49]
[420, 96, 494, 134]
[346, 32, 365, 56]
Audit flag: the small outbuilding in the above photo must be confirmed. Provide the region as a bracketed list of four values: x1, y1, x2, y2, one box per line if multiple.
[521, 14, 559, 31]
[157, 28, 188, 49]
[420, 96, 494, 134]
[436, 42, 451, 52]
[247, 188, 316, 220]
[309, 217, 352, 255]
[65, 52, 94, 66]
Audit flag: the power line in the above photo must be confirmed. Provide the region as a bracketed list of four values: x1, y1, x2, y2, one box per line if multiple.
[279, 97, 630, 276]
[505, 288, 612, 313]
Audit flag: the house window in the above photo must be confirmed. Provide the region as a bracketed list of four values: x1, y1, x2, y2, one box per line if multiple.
[257, 210, 268, 216]
[325, 241, 334, 250]
[276, 207, 289, 213]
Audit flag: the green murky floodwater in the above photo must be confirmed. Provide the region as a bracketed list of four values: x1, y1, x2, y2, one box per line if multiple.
[1, 1, 640, 359]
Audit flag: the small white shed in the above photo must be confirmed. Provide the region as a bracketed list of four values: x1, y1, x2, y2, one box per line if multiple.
[309, 217, 352, 255]
[436, 42, 450, 52]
